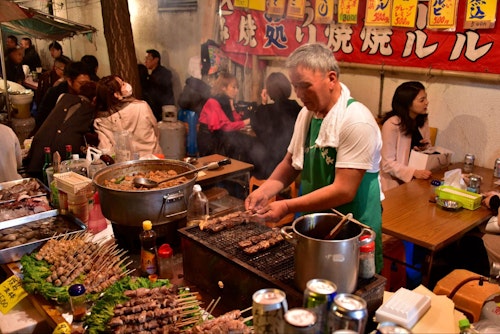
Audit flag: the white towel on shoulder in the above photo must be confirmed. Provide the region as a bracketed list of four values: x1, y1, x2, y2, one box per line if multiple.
[288, 83, 352, 169]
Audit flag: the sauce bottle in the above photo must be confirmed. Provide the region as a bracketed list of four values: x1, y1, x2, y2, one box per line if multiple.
[140, 220, 157, 276]
[42, 146, 52, 186]
[158, 243, 174, 279]
[68, 284, 87, 322]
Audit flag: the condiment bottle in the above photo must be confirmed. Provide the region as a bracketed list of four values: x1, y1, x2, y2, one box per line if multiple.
[87, 192, 107, 234]
[186, 184, 209, 227]
[158, 243, 174, 279]
[358, 235, 375, 279]
[42, 146, 52, 186]
[68, 284, 87, 322]
[140, 220, 158, 276]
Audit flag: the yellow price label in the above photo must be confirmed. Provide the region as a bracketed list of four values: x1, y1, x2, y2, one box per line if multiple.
[53, 322, 72, 334]
[0, 275, 28, 314]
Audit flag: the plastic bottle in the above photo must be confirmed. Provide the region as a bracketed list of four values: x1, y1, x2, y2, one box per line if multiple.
[61, 154, 89, 177]
[140, 220, 158, 276]
[358, 235, 375, 279]
[87, 192, 107, 234]
[42, 146, 52, 185]
[186, 184, 209, 227]
[158, 244, 174, 279]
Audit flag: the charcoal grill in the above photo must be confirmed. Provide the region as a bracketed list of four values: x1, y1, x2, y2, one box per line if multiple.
[180, 222, 386, 315]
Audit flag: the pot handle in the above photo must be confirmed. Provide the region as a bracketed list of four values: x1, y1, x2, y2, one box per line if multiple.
[280, 226, 296, 245]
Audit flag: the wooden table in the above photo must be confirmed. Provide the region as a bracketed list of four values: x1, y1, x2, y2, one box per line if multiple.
[195, 154, 253, 195]
[382, 163, 499, 285]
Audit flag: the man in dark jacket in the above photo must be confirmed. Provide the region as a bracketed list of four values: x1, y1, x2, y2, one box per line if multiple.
[20, 38, 42, 72]
[143, 49, 175, 121]
[34, 61, 92, 132]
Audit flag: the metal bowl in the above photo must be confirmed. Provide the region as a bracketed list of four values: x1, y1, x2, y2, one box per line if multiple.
[93, 159, 197, 226]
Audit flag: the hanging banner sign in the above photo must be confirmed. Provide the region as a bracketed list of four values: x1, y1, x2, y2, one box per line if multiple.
[365, 0, 393, 27]
[314, 0, 335, 25]
[391, 0, 418, 28]
[220, 0, 499, 74]
[287, 0, 307, 20]
[428, 0, 459, 30]
[234, 0, 249, 8]
[249, 0, 265, 11]
[464, 0, 497, 29]
[267, 0, 286, 16]
[338, 0, 361, 24]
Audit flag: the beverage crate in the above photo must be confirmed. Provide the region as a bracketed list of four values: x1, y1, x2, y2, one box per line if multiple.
[436, 185, 482, 210]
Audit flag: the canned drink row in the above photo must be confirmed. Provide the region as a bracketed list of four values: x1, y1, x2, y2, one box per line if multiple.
[252, 280, 369, 334]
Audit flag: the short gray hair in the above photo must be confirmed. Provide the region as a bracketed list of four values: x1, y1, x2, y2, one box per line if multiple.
[285, 43, 340, 77]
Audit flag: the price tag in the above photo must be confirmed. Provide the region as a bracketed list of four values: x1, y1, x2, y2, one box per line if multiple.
[52, 322, 71, 334]
[0, 275, 28, 314]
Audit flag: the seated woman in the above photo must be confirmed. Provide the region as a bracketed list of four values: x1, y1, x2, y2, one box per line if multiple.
[250, 72, 302, 179]
[197, 72, 250, 157]
[380, 81, 432, 192]
[94, 75, 162, 159]
[482, 191, 500, 266]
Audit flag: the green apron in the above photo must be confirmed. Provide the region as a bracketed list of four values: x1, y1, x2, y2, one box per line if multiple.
[301, 100, 383, 272]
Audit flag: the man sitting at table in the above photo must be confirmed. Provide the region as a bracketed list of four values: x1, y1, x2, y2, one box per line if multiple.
[20, 37, 42, 72]
[2, 48, 25, 84]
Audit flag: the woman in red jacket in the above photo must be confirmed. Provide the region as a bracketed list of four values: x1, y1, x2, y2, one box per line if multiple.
[197, 72, 250, 157]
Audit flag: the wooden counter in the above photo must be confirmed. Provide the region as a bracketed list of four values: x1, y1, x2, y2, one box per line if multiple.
[382, 163, 499, 285]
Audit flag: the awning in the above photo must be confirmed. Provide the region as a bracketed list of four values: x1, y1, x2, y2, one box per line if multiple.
[1, 4, 97, 41]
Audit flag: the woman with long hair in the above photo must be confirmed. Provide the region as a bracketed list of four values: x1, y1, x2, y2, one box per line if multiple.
[94, 75, 162, 159]
[197, 72, 250, 157]
[380, 81, 432, 192]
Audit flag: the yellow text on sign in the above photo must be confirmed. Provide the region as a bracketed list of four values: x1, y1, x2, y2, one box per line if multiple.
[0, 275, 28, 314]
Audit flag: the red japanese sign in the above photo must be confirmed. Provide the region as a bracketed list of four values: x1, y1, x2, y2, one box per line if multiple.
[220, 0, 498, 74]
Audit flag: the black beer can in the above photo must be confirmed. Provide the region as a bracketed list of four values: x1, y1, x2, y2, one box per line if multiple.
[330, 293, 368, 334]
[303, 278, 337, 333]
[252, 288, 288, 334]
[284, 308, 318, 333]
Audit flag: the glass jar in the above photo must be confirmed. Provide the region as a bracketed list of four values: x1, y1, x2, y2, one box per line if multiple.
[359, 235, 375, 279]
[68, 284, 87, 322]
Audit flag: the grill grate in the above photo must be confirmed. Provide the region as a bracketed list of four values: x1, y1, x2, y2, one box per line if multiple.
[183, 223, 295, 285]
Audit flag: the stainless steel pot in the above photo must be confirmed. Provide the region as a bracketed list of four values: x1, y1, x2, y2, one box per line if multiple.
[93, 159, 197, 226]
[281, 213, 373, 293]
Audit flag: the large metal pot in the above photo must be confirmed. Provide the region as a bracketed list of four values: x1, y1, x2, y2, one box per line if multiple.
[281, 213, 374, 293]
[93, 159, 197, 226]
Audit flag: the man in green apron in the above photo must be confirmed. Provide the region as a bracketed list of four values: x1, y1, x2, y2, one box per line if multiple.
[245, 43, 384, 272]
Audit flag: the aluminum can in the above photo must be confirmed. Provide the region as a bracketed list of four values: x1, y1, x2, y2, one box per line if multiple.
[284, 308, 318, 334]
[376, 321, 412, 333]
[303, 278, 337, 334]
[252, 288, 288, 334]
[330, 293, 368, 334]
[467, 174, 481, 193]
[494, 158, 500, 178]
[463, 154, 475, 173]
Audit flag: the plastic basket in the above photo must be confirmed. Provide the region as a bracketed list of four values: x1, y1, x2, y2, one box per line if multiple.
[54, 172, 92, 195]
[436, 185, 482, 210]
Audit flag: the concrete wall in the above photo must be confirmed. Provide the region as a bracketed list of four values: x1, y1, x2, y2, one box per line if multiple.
[23, 0, 500, 169]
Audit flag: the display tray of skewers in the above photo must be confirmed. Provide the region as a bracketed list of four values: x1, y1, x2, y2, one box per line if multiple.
[0, 210, 84, 264]
[0, 178, 52, 222]
[20, 232, 254, 333]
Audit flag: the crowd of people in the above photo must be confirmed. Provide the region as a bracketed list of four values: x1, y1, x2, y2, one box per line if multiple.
[2, 39, 498, 283]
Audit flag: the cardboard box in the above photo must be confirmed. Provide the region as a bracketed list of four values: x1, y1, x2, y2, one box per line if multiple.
[408, 146, 453, 171]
